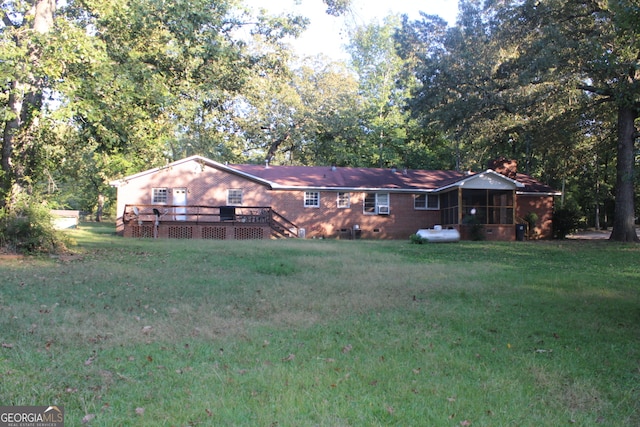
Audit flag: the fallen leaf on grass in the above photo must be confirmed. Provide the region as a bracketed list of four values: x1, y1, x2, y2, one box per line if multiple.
[135, 407, 145, 416]
[460, 421, 472, 426]
[81, 414, 96, 424]
[342, 344, 352, 354]
[281, 353, 295, 362]
[1, 343, 13, 349]
[141, 325, 153, 335]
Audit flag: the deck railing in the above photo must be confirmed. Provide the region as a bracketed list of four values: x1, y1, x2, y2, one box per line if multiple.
[122, 205, 298, 239]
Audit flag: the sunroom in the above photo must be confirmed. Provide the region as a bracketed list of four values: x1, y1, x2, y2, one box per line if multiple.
[437, 171, 524, 240]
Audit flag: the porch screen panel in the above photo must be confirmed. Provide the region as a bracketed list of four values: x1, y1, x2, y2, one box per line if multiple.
[462, 189, 514, 225]
[489, 190, 514, 224]
[462, 190, 487, 223]
[439, 191, 458, 225]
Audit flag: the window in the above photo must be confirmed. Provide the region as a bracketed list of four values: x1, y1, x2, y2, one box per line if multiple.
[364, 193, 376, 214]
[414, 194, 439, 210]
[377, 193, 389, 214]
[152, 188, 168, 204]
[337, 192, 350, 208]
[364, 192, 389, 215]
[227, 189, 243, 205]
[304, 191, 320, 208]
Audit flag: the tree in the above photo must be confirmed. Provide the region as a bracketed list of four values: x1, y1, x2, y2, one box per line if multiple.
[1, 0, 312, 215]
[231, 52, 363, 166]
[400, 0, 639, 241]
[1, 0, 58, 204]
[396, 6, 503, 171]
[347, 15, 410, 168]
[495, 0, 639, 242]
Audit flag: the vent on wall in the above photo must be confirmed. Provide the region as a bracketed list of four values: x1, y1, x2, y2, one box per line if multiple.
[378, 205, 389, 215]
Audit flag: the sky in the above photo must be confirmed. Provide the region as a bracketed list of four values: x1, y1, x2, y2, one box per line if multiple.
[243, 0, 459, 60]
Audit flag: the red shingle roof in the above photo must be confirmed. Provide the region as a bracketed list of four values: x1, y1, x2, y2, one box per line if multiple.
[514, 173, 560, 194]
[110, 156, 558, 195]
[230, 164, 467, 191]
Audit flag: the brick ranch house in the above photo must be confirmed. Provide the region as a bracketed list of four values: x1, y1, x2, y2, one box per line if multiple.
[109, 155, 560, 241]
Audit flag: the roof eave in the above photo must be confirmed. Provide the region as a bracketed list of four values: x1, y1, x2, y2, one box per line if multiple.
[517, 191, 563, 196]
[269, 184, 438, 193]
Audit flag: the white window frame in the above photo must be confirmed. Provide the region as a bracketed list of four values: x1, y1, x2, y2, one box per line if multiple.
[152, 188, 168, 204]
[337, 192, 351, 208]
[227, 189, 243, 205]
[364, 192, 390, 215]
[304, 191, 320, 208]
[414, 194, 439, 210]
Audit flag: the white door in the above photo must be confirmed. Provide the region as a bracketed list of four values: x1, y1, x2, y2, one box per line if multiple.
[173, 188, 187, 221]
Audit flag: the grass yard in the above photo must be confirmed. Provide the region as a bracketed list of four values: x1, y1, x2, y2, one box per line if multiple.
[1, 223, 639, 426]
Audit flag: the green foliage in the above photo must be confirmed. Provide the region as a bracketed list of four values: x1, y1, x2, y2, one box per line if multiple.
[462, 211, 485, 241]
[553, 207, 581, 239]
[409, 233, 426, 244]
[323, 0, 351, 16]
[346, 15, 423, 168]
[2, 0, 637, 243]
[397, 0, 639, 240]
[0, 195, 68, 254]
[524, 211, 538, 238]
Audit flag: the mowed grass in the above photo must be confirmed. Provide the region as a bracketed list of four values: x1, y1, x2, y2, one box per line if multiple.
[1, 223, 639, 426]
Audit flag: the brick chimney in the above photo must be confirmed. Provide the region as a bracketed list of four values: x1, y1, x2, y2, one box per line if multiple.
[488, 157, 517, 179]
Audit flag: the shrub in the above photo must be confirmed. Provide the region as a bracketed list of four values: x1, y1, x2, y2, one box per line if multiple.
[409, 233, 426, 244]
[524, 212, 539, 239]
[0, 195, 69, 254]
[553, 207, 580, 239]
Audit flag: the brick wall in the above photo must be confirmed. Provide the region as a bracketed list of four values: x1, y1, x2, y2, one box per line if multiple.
[114, 158, 554, 240]
[115, 161, 272, 219]
[270, 190, 440, 239]
[516, 194, 555, 239]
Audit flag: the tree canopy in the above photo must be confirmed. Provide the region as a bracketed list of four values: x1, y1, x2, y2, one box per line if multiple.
[0, 0, 637, 241]
[397, 0, 639, 241]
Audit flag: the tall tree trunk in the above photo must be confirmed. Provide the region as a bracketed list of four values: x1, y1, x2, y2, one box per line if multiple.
[609, 106, 639, 242]
[95, 194, 104, 222]
[1, 81, 25, 204]
[0, 0, 56, 207]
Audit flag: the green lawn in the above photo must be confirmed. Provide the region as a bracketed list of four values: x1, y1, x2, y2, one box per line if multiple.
[1, 223, 639, 426]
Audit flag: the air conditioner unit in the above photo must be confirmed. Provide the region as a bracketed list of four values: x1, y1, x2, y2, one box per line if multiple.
[378, 205, 390, 215]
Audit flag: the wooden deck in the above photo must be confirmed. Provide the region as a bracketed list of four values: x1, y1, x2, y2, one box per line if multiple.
[120, 205, 299, 240]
